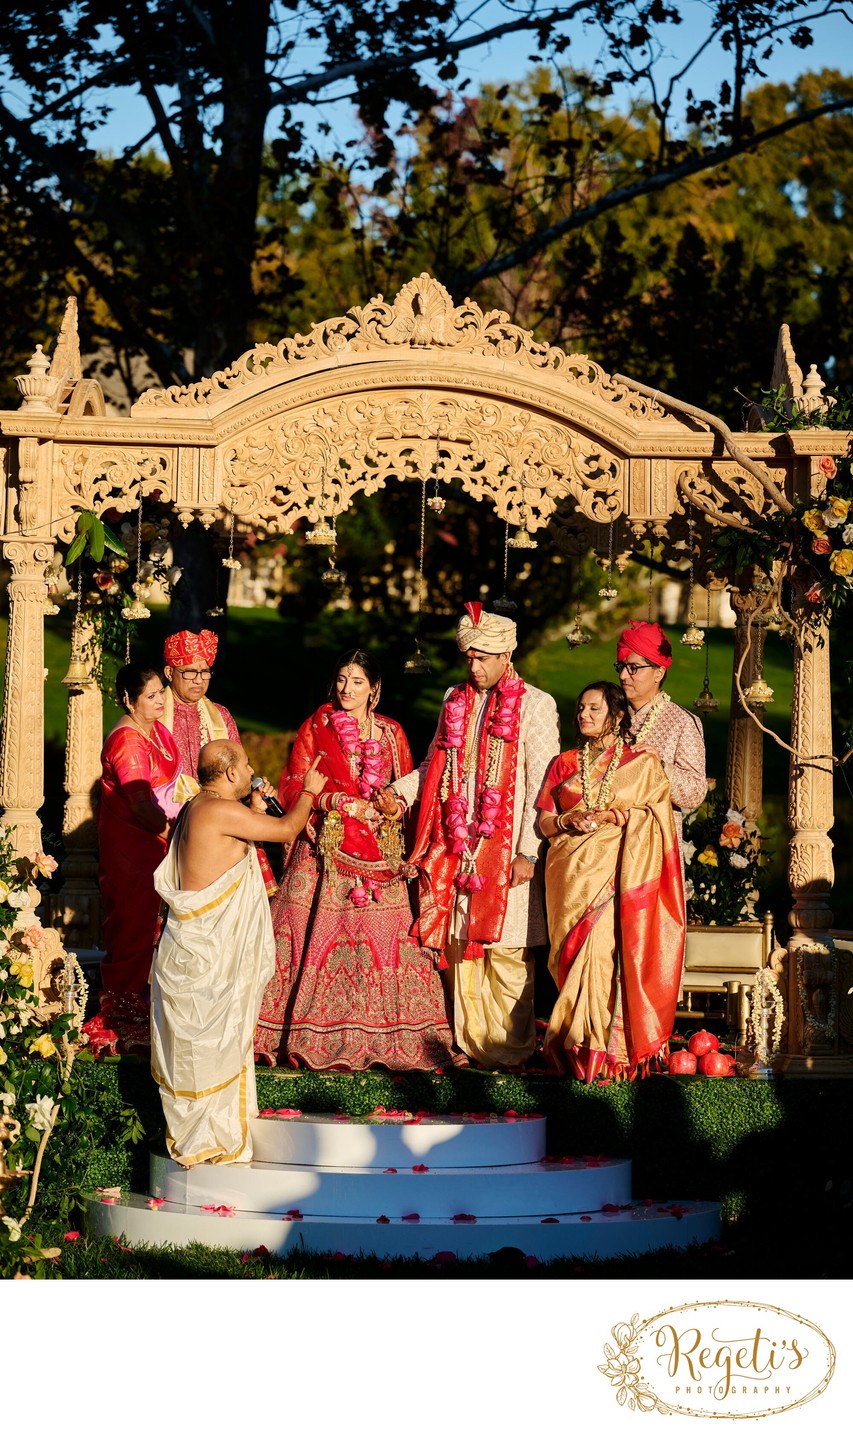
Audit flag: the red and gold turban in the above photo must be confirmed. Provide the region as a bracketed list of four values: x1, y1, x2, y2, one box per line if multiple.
[163, 629, 219, 668]
[616, 620, 672, 670]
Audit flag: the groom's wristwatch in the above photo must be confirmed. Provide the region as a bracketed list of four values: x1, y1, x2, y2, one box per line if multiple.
[518, 852, 537, 865]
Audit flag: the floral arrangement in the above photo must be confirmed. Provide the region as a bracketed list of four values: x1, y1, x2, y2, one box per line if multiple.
[683, 784, 766, 926]
[707, 452, 853, 625]
[0, 828, 86, 1273]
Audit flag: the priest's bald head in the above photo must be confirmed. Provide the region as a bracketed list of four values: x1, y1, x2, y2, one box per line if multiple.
[456, 601, 516, 691]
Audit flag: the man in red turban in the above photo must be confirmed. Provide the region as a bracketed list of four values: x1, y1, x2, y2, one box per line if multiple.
[614, 621, 707, 845]
[161, 629, 277, 896]
[162, 630, 239, 779]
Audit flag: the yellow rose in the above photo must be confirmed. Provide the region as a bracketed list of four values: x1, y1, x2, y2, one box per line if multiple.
[825, 496, 850, 525]
[829, 549, 853, 576]
[0, 1046, 7, 1066]
[9, 959, 34, 988]
[0, 880, 9, 902]
[28, 1033, 56, 1059]
[697, 846, 719, 867]
[803, 508, 827, 535]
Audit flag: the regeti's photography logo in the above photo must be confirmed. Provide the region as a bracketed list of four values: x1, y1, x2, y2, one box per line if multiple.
[599, 1299, 836, 1418]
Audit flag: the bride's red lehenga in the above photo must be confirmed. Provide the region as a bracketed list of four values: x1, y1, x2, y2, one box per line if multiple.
[254, 703, 458, 1071]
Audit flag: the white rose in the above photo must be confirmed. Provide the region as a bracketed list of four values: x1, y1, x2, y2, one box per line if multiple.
[683, 879, 694, 901]
[24, 1095, 55, 1132]
[729, 852, 749, 869]
[6, 890, 30, 909]
[0, 1090, 14, 1107]
[683, 841, 696, 864]
[822, 508, 844, 528]
[725, 807, 746, 826]
[843, 523, 853, 545]
[2, 1216, 22, 1242]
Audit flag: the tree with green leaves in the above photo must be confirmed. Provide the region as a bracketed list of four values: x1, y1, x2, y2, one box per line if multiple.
[0, 1, 851, 404]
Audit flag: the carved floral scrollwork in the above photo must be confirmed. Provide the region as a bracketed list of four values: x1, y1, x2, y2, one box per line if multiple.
[54, 447, 175, 539]
[675, 460, 775, 528]
[220, 393, 625, 532]
[134, 273, 669, 420]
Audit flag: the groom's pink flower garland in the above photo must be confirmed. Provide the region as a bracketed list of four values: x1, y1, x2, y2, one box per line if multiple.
[439, 676, 524, 890]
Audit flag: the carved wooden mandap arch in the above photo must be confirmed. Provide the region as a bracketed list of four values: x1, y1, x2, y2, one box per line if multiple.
[1, 275, 850, 1068]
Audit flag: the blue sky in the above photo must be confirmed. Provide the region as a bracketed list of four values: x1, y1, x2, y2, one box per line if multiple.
[83, 1, 852, 159]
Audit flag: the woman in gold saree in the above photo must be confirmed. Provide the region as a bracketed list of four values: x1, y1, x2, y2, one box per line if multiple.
[538, 681, 685, 1082]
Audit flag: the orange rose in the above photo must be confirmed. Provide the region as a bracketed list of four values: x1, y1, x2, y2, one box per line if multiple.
[719, 821, 744, 849]
[812, 535, 832, 556]
[818, 455, 838, 479]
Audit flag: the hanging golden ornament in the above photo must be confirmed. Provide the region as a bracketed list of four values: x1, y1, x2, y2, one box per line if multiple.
[222, 509, 243, 568]
[122, 504, 152, 619]
[493, 520, 518, 614]
[681, 499, 705, 649]
[507, 524, 537, 550]
[693, 589, 718, 710]
[598, 519, 618, 599]
[745, 675, 774, 706]
[694, 675, 720, 712]
[305, 514, 337, 546]
[427, 431, 447, 513]
[403, 481, 431, 674]
[206, 605, 225, 618]
[565, 616, 592, 649]
[321, 555, 348, 593]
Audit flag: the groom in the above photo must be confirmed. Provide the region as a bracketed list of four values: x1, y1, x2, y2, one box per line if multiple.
[380, 603, 559, 1069]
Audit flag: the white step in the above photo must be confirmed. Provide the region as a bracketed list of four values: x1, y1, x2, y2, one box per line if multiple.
[84, 1192, 720, 1261]
[249, 1112, 546, 1168]
[149, 1152, 631, 1218]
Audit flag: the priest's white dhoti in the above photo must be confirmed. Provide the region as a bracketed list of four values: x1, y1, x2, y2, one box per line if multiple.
[151, 837, 275, 1166]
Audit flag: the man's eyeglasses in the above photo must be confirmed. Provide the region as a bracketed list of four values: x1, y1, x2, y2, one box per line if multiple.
[613, 661, 657, 677]
[177, 668, 212, 681]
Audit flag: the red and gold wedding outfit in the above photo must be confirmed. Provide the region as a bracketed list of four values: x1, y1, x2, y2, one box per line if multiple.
[254, 702, 456, 1070]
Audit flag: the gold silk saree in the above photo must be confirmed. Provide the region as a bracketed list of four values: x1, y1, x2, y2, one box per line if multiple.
[538, 745, 685, 1082]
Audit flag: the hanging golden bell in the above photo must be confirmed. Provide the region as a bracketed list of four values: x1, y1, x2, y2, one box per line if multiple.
[693, 676, 719, 712]
[305, 518, 337, 546]
[61, 653, 93, 689]
[598, 585, 617, 600]
[43, 598, 60, 616]
[745, 675, 774, 706]
[681, 623, 705, 649]
[404, 644, 431, 674]
[565, 618, 591, 648]
[205, 605, 225, 617]
[121, 598, 151, 620]
[321, 563, 347, 589]
[507, 526, 537, 550]
[427, 496, 446, 514]
[493, 594, 518, 615]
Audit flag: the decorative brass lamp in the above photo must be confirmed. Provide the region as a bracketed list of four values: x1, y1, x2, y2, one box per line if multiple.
[566, 614, 592, 648]
[745, 674, 774, 706]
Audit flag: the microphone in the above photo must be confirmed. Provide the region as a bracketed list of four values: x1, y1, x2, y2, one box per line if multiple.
[250, 776, 285, 818]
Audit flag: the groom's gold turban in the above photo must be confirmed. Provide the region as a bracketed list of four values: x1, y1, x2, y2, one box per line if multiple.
[456, 601, 517, 655]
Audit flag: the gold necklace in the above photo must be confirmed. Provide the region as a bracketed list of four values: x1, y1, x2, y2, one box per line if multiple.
[198, 788, 223, 799]
[632, 690, 671, 745]
[580, 735, 624, 811]
[127, 716, 171, 760]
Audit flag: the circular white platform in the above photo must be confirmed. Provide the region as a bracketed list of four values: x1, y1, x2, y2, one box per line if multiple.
[249, 1112, 547, 1168]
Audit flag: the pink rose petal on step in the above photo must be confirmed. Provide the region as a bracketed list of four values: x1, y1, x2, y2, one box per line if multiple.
[412, 1164, 429, 1173]
[402, 1213, 420, 1223]
[383, 1167, 398, 1174]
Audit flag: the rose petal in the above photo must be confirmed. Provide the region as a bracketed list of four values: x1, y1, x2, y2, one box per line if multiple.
[383, 1168, 398, 1174]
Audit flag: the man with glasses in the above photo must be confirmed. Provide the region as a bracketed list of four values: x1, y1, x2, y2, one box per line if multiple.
[162, 629, 239, 776]
[614, 620, 707, 846]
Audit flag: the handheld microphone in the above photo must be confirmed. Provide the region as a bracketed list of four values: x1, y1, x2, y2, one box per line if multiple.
[250, 776, 285, 818]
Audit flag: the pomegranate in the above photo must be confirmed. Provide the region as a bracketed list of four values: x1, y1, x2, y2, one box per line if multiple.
[698, 1050, 733, 1077]
[688, 1029, 720, 1058]
[667, 1050, 697, 1075]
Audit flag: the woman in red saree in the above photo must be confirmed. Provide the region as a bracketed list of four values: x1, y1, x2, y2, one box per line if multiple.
[538, 681, 685, 1082]
[254, 649, 457, 1070]
[85, 663, 184, 1053]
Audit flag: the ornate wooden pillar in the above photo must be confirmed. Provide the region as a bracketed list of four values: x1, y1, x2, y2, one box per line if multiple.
[52, 620, 104, 949]
[725, 586, 765, 819]
[783, 598, 846, 1068]
[0, 539, 53, 857]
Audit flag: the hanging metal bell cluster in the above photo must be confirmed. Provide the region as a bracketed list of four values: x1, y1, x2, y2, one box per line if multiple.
[681, 623, 705, 650]
[693, 676, 719, 712]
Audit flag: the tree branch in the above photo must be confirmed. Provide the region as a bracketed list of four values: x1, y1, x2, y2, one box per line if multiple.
[454, 96, 853, 289]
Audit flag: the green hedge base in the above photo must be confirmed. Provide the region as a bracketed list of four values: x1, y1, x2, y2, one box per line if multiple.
[48, 1061, 853, 1239]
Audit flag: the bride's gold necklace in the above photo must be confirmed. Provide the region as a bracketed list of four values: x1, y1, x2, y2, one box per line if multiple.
[580, 733, 624, 811]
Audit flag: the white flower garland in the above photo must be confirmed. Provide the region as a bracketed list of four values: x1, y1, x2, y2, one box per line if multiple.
[580, 736, 625, 811]
[632, 689, 671, 745]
